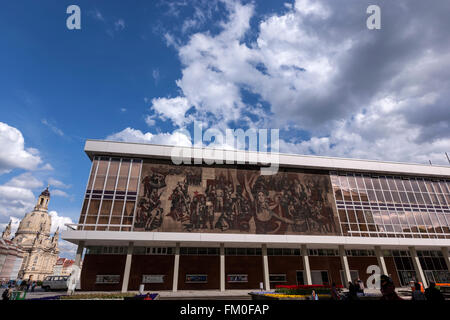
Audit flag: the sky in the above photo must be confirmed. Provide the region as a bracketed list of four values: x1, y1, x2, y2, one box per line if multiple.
[0, 0, 449, 258]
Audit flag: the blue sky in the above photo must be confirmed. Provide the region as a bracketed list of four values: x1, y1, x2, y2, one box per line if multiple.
[1, 0, 449, 258]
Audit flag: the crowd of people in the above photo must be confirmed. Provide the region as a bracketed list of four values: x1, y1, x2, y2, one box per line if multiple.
[327, 275, 446, 301]
[1, 278, 37, 301]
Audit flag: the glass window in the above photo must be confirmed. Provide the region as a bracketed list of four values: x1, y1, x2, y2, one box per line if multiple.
[127, 161, 141, 192]
[94, 158, 109, 190]
[117, 160, 130, 192]
[372, 178, 381, 190]
[87, 158, 99, 190]
[123, 201, 135, 218]
[87, 199, 100, 216]
[411, 180, 421, 192]
[105, 159, 120, 191]
[395, 178, 405, 191]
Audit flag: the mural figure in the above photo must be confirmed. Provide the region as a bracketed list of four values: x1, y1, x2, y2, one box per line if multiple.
[133, 162, 338, 235]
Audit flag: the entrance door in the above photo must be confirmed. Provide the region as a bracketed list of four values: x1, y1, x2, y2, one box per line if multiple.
[340, 270, 360, 285]
[296, 271, 304, 285]
[311, 271, 329, 285]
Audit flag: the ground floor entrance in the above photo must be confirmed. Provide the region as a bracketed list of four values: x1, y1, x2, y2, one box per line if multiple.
[77, 245, 450, 292]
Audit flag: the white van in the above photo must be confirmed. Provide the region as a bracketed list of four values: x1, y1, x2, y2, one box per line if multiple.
[42, 275, 70, 291]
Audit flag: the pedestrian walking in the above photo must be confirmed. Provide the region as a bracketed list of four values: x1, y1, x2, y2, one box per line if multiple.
[411, 282, 426, 301]
[2, 285, 12, 301]
[380, 275, 402, 300]
[348, 281, 358, 300]
[357, 278, 365, 295]
[424, 282, 444, 301]
[311, 290, 319, 300]
[31, 281, 36, 292]
[331, 282, 340, 300]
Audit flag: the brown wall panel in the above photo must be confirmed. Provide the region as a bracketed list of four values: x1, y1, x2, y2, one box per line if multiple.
[178, 256, 220, 290]
[80, 254, 126, 291]
[268, 256, 304, 286]
[347, 257, 378, 284]
[225, 256, 264, 289]
[384, 257, 401, 287]
[309, 256, 343, 286]
[128, 255, 174, 291]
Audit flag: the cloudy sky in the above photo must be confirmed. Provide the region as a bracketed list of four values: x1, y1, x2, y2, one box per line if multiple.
[1, 0, 449, 258]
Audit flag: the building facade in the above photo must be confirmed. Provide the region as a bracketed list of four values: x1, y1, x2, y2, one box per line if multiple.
[62, 140, 450, 292]
[1, 188, 60, 281]
[0, 238, 24, 282]
[53, 258, 76, 276]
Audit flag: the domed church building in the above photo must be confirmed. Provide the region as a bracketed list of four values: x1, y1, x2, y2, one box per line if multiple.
[2, 187, 60, 281]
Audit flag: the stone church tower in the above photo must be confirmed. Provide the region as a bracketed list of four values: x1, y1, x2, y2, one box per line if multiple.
[4, 187, 60, 281]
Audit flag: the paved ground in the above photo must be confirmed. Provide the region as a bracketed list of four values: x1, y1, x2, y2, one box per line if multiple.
[20, 287, 413, 300]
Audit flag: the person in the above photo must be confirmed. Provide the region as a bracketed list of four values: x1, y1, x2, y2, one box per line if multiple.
[31, 281, 36, 292]
[347, 281, 358, 300]
[16, 278, 22, 289]
[411, 282, 426, 301]
[144, 292, 152, 300]
[424, 282, 445, 301]
[311, 290, 319, 300]
[331, 282, 340, 300]
[380, 275, 402, 300]
[2, 285, 12, 301]
[357, 278, 365, 295]
[26, 279, 31, 292]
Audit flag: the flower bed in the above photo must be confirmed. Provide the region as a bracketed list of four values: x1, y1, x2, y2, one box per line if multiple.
[275, 284, 342, 296]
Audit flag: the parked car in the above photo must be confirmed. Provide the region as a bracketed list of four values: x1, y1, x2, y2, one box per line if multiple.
[42, 275, 70, 291]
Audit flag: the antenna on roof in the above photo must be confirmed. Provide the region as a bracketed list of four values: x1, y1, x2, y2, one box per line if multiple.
[446, 152, 450, 165]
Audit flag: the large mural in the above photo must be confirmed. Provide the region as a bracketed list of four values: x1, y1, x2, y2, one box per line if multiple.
[133, 162, 339, 235]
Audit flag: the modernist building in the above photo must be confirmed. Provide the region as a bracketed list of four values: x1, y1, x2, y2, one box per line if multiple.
[62, 140, 450, 292]
[1, 188, 60, 281]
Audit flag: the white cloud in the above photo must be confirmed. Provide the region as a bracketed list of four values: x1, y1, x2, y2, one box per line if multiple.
[48, 178, 71, 189]
[4, 172, 44, 189]
[152, 68, 160, 84]
[0, 185, 35, 218]
[144, 0, 450, 164]
[49, 211, 77, 259]
[106, 127, 192, 147]
[48, 210, 74, 233]
[39, 163, 54, 171]
[150, 97, 191, 126]
[0, 122, 42, 174]
[51, 189, 70, 198]
[114, 19, 125, 31]
[41, 119, 64, 137]
[0, 217, 20, 238]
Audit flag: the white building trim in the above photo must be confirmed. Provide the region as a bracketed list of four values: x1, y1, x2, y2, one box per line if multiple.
[62, 230, 450, 249]
[84, 140, 450, 177]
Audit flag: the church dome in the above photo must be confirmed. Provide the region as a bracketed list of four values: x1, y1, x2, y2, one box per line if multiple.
[16, 210, 52, 236]
[15, 187, 52, 237]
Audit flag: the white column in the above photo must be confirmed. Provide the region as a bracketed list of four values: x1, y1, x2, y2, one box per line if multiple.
[220, 243, 225, 292]
[339, 245, 351, 287]
[67, 241, 84, 294]
[301, 245, 312, 285]
[172, 242, 180, 292]
[409, 246, 428, 288]
[374, 246, 388, 275]
[121, 242, 134, 293]
[74, 241, 84, 267]
[262, 244, 270, 291]
[442, 247, 450, 273]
